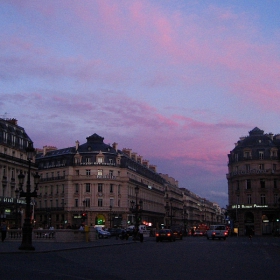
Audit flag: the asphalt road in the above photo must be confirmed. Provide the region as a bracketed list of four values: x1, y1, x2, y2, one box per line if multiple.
[1, 236, 280, 280]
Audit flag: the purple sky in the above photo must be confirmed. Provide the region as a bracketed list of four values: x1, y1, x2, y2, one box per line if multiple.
[1, 1, 280, 207]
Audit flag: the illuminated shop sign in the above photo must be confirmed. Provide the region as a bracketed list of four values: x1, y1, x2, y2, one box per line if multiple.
[232, 204, 268, 209]
[0, 197, 27, 205]
[230, 169, 269, 176]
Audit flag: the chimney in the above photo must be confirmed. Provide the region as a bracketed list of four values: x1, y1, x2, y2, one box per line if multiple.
[75, 140, 80, 151]
[112, 142, 118, 151]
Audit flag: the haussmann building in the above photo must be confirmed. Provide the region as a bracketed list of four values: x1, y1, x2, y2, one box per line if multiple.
[227, 127, 280, 236]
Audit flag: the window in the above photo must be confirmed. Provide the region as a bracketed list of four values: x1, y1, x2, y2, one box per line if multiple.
[97, 157, 103, 163]
[85, 183, 90, 192]
[110, 184, 113, 193]
[76, 170, 79, 176]
[85, 198, 90, 207]
[3, 132, 7, 143]
[56, 199, 58, 207]
[260, 179, 265, 188]
[259, 151, 264, 160]
[247, 194, 252, 204]
[246, 179, 251, 189]
[260, 194, 266, 205]
[244, 151, 250, 158]
[98, 199, 103, 207]
[273, 164, 277, 171]
[56, 185, 59, 194]
[97, 169, 103, 177]
[246, 164, 250, 172]
[236, 180, 240, 190]
[86, 169, 91, 176]
[98, 183, 103, 192]
[259, 164, 264, 170]
[118, 184, 121, 194]
[235, 154, 238, 162]
[75, 199, 78, 207]
[274, 194, 278, 204]
[62, 184, 64, 193]
[109, 170, 113, 178]
[56, 214, 59, 222]
[274, 179, 277, 188]
[75, 184, 79, 193]
[86, 157, 91, 163]
[110, 198, 113, 207]
[109, 159, 113, 164]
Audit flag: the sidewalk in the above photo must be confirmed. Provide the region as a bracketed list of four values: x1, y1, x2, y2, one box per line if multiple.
[0, 237, 141, 254]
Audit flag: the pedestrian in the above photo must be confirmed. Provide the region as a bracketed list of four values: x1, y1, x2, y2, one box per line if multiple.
[1, 221, 7, 242]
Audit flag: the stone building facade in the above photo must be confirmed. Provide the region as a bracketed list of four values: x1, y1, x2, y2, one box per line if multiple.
[35, 133, 167, 229]
[0, 117, 223, 231]
[227, 127, 280, 236]
[0, 118, 37, 228]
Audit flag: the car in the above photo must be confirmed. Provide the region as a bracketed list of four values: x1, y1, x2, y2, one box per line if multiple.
[155, 229, 176, 242]
[193, 230, 204, 237]
[107, 228, 123, 237]
[206, 225, 228, 240]
[170, 226, 183, 240]
[96, 228, 111, 239]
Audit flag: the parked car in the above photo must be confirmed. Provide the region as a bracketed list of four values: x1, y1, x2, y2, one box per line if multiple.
[96, 228, 111, 239]
[206, 225, 228, 240]
[107, 228, 123, 237]
[155, 229, 176, 242]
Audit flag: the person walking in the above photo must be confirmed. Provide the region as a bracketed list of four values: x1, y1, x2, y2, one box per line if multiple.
[1, 221, 7, 242]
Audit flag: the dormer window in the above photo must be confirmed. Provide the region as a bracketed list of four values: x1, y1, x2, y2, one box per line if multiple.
[259, 151, 264, 160]
[97, 157, 103, 163]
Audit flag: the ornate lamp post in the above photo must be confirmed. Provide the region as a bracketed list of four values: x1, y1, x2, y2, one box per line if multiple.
[17, 141, 40, 251]
[130, 186, 143, 231]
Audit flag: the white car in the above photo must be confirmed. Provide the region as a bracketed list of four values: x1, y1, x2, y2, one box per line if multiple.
[206, 225, 228, 240]
[96, 228, 111, 239]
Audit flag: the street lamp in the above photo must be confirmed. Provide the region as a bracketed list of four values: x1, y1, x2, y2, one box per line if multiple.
[17, 141, 40, 251]
[182, 204, 187, 236]
[165, 199, 174, 227]
[109, 205, 112, 228]
[130, 186, 143, 231]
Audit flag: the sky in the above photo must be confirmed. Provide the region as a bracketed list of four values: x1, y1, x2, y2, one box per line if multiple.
[1, 0, 280, 208]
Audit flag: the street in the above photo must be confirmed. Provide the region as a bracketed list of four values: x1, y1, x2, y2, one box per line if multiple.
[1, 236, 280, 280]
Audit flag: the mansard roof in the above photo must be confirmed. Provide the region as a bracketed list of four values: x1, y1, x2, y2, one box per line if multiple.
[249, 127, 264, 136]
[78, 133, 116, 153]
[232, 127, 277, 152]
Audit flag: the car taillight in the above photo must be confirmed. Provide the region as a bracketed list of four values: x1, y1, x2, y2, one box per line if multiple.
[224, 232, 228, 235]
[167, 233, 171, 236]
[212, 232, 216, 235]
[156, 233, 159, 237]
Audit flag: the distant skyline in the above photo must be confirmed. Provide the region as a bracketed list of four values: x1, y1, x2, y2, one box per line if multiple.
[1, 1, 280, 207]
